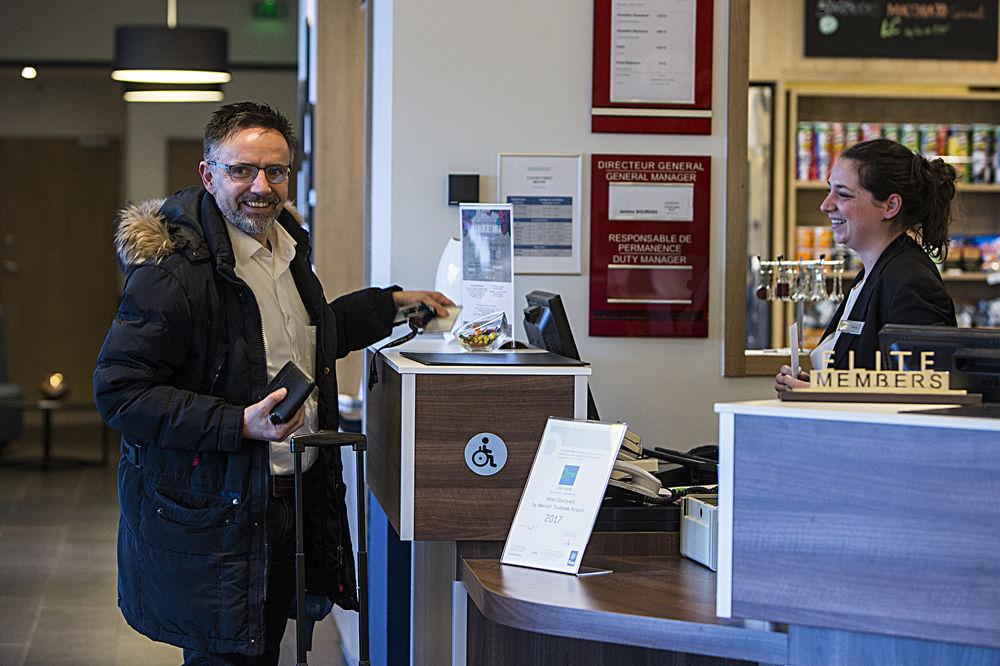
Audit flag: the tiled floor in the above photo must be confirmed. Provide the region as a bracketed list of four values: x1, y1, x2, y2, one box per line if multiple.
[0, 422, 346, 665]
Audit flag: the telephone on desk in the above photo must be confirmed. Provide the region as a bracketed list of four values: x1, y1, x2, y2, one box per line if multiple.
[607, 460, 671, 505]
[604, 445, 719, 507]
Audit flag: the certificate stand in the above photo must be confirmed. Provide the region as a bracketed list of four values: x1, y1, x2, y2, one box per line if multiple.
[500, 418, 626, 576]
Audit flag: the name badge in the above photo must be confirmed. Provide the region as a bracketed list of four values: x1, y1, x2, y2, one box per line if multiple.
[837, 319, 865, 335]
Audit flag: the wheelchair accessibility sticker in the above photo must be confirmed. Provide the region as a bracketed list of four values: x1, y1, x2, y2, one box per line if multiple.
[464, 432, 508, 476]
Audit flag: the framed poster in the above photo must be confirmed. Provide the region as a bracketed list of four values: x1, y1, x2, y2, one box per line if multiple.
[589, 154, 711, 337]
[497, 153, 583, 274]
[592, 0, 714, 135]
[805, 1, 998, 61]
[459, 203, 516, 331]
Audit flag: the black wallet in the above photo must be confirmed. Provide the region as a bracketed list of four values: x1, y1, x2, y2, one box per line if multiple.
[264, 361, 315, 425]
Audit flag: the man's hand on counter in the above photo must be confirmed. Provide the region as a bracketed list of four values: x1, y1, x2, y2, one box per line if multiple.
[392, 290, 455, 318]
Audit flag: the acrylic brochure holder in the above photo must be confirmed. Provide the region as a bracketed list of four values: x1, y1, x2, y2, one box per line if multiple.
[500, 417, 626, 576]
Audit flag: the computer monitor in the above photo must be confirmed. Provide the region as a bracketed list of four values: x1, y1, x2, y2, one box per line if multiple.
[878, 324, 1000, 402]
[523, 290, 600, 420]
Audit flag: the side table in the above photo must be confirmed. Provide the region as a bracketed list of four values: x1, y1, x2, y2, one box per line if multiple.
[2, 400, 111, 468]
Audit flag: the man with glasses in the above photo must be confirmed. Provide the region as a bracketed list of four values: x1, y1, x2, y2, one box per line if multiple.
[95, 102, 452, 664]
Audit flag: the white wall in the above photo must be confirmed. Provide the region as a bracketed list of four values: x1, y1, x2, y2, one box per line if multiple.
[0, 71, 125, 138]
[372, 0, 771, 449]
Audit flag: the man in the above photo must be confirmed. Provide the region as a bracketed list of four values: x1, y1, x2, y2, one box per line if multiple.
[94, 102, 451, 664]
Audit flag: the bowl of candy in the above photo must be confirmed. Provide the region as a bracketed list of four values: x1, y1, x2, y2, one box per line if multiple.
[455, 311, 508, 352]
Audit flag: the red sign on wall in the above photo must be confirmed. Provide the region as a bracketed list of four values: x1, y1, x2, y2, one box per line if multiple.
[592, 0, 714, 134]
[589, 154, 711, 337]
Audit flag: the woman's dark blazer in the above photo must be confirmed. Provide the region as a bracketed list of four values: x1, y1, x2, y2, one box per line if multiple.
[820, 233, 956, 370]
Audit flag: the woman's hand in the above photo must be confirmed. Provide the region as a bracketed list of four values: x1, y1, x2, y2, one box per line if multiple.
[774, 364, 810, 393]
[392, 290, 455, 317]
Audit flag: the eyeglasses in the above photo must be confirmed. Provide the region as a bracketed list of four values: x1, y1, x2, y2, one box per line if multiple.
[207, 161, 292, 184]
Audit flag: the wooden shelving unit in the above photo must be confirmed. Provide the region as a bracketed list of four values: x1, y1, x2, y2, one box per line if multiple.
[777, 84, 1000, 347]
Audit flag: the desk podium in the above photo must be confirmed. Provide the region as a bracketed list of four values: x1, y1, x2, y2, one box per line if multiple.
[362, 338, 590, 664]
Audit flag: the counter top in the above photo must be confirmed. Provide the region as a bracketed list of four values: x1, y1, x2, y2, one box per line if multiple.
[714, 399, 1000, 431]
[369, 336, 592, 376]
[460, 556, 787, 664]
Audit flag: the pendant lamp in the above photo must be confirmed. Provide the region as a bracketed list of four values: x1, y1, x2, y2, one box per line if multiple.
[112, 0, 230, 101]
[122, 82, 225, 103]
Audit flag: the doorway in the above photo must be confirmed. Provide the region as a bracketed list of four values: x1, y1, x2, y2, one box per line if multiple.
[0, 137, 121, 404]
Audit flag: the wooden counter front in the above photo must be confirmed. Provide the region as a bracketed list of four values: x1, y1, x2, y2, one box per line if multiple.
[461, 556, 787, 665]
[364, 338, 590, 541]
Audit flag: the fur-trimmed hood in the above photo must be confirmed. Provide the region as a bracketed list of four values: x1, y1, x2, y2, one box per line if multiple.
[114, 189, 304, 267]
[115, 198, 173, 267]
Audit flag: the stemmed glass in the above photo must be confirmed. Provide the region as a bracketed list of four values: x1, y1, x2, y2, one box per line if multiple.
[829, 262, 845, 302]
[775, 261, 793, 302]
[809, 263, 828, 301]
[754, 260, 772, 301]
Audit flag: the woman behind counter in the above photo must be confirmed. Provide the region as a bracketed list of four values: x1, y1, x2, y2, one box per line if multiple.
[775, 138, 957, 393]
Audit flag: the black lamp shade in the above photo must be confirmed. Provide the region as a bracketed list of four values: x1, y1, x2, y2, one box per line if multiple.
[113, 26, 230, 84]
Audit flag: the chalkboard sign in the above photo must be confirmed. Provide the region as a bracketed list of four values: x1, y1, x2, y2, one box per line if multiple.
[805, 1, 997, 61]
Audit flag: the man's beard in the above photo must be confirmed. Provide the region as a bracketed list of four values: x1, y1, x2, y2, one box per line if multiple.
[216, 194, 280, 237]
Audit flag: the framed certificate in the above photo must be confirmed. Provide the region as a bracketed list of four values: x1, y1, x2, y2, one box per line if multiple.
[497, 153, 583, 274]
[501, 418, 626, 575]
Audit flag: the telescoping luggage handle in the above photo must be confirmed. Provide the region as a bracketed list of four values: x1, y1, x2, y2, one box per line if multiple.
[290, 432, 369, 666]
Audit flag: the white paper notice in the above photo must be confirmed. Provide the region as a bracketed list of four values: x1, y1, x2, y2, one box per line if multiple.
[459, 204, 516, 328]
[501, 418, 626, 575]
[789, 322, 801, 377]
[498, 154, 582, 274]
[610, 0, 697, 105]
[608, 183, 694, 222]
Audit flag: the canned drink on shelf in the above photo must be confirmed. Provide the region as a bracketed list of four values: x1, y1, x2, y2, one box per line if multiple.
[831, 122, 846, 165]
[860, 123, 882, 142]
[815, 122, 833, 181]
[919, 123, 941, 158]
[971, 124, 992, 183]
[796, 226, 815, 260]
[945, 238, 964, 272]
[882, 122, 901, 143]
[993, 126, 1000, 184]
[947, 124, 971, 182]
[814, 227, 834, 258]
[900, 123, 920, 152]
[797, 122, 815, 181]
[845, 122, 862, 147]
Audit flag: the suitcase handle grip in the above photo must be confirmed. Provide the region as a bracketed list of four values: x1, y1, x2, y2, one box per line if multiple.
[290, 431, 367, 453]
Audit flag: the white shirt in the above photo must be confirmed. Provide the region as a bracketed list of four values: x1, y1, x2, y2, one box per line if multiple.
[225, 221, 318, 476]
[810, 274, 867, 371]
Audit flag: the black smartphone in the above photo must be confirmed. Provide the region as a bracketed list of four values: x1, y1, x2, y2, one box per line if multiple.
[399, 303, 437, 331]
[264, 361, 315, 425]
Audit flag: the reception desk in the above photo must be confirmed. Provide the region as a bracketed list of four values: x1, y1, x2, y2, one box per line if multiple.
[715, 400, 1000, 664]
[361, 368, 1000, 664]
[362, 337, 591, 664]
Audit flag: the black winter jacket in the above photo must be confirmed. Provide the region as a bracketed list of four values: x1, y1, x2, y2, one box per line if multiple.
[94, 187, 397, 655]
[821, 233, 956, 370]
